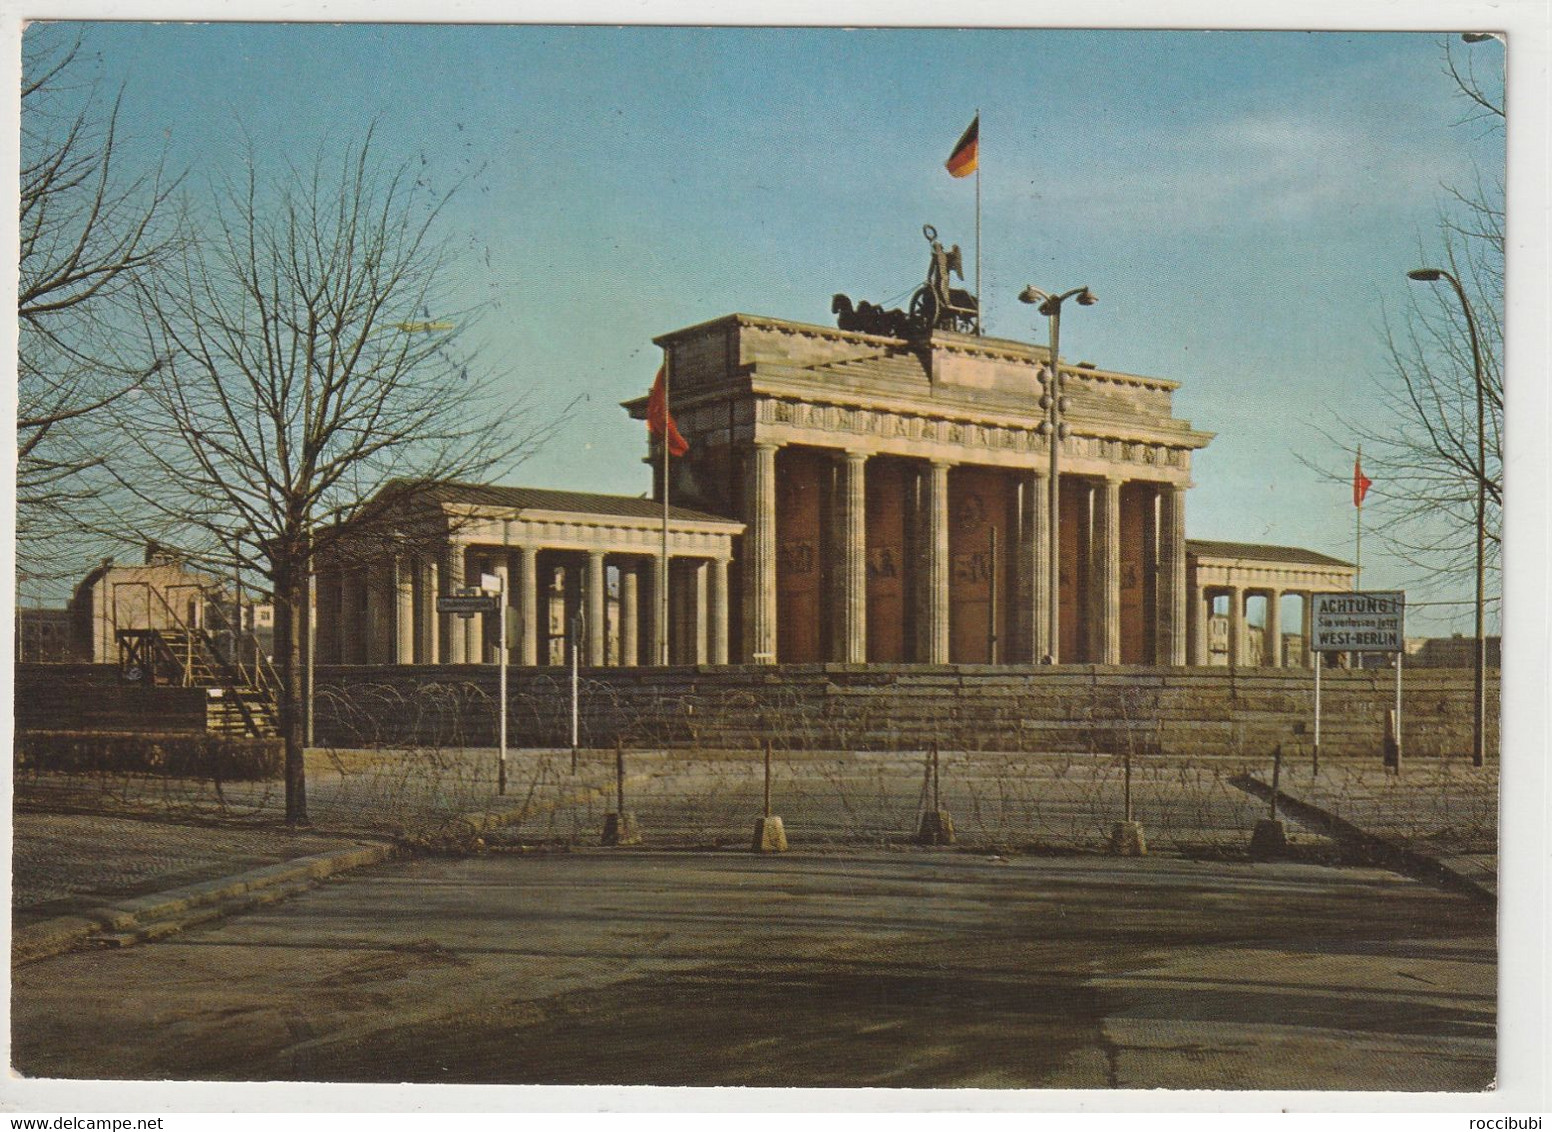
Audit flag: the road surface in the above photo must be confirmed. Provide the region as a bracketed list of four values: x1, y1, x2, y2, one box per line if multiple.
[11, 850, 1494, 1090]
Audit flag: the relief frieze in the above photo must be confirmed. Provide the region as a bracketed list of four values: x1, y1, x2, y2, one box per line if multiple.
[755, 396, 1188, 470]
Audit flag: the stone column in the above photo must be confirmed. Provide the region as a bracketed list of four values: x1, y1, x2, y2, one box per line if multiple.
[645, 553, 665, 667]
[1019, 470, 1050, 664]
[693, 559, 709, 664]
[334, 573, 353, 664]
[921, 459, 951, 665]
[586, 551, 607, 667]
[835, 450, 868, 663]
[445, 545, 466, 663]
[419, 560, 439, 664]
[1264, 589, 1282, 668]
[395, 557, 415, 664]
[1157, 483, 1188, 666]
[517, 546, 539, 666]
[1227, 585, 1246, 668]
[743, 442, 779, 664]
[1094, 477, 1122, 665]
[364, 563, 390, 664]
[1190, 587, 1211, 666]
[620, 563, 639, 667]
[710, 557, 730, 665]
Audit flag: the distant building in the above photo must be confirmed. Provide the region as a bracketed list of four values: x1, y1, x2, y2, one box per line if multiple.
[68, 545, 225, 664]
[16, 607, 76, 662]
[1405, 635, 1501, 669]
[63, 543, 274, 665]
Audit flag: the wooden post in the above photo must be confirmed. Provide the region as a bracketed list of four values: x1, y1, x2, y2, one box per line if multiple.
[763, 738, 772, 818]
[1270, 742, 1282, 822]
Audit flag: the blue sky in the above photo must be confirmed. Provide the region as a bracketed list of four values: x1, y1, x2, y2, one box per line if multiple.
[24, 23, 1507, 631]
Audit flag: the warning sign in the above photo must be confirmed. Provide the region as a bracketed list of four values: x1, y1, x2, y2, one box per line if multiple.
[1312, 591, 1405, 652]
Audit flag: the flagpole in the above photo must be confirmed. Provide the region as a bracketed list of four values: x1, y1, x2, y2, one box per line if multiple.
[1355, 444, 1363, 591]
[661, 357, 671, 666]
[975, 107, 982, 336]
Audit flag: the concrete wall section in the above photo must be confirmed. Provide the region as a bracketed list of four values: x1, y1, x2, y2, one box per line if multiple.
[309, 663, 1501, 762]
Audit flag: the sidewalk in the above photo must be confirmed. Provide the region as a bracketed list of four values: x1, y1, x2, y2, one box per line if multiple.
[11, 747, 613, 964]
[1243, 759, 1498, 900]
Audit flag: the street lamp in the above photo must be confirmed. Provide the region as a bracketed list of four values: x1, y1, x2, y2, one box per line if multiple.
[1407, 266, 1489, 768]
[1018, 284, 1097, 664]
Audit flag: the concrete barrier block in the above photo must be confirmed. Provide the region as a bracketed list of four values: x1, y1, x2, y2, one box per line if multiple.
[1109, 820, 1147, 856]
[751, 815, 788, 853]
[602, 812, 641, 846]
[1249, 818, 1289, 859]
[915, 810, 956, 846]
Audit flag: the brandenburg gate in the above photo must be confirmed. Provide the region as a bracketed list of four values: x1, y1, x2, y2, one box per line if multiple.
[628, 312, 1214, 667]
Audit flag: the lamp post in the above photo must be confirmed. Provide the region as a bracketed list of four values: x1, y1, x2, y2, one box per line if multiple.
[1018, 284, 1097, 664]
[1407, 266, 1489, 768]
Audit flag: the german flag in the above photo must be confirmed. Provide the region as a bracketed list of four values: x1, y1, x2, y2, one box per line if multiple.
[945, 115, 978, 178]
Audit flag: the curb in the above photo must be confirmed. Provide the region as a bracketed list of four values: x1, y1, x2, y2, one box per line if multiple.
[12, 775, 628, 965]
[12, 844, 395, 967]
[1231, 775, 1496, 903]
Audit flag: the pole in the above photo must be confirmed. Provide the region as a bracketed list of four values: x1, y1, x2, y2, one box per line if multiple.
[232, 536, 243, 670]
[1355, 444, 1363, 591]
[1410, 268, 1489, 768]
[1047, 307, 1062, 663]
[1447, 272, 1490, 770]
[974, 107, 982, 337]
[1124, 743, 1133, 823]
[570, 609, 580, 763]
[306, 569, 316, 746]
[1313, 653, 1322, 776]
[988, 525, 998, 663]
[1270, 743, 1282, 822]
[931, 740, 941, 812]
[1353, 444, 1363, 674]
[498, 571, 508, 796]
[763, 738, 772, 818]
[661, 356, 671, 667]
[615, 736, 626, 816]
[1395, 647, 1404, 779]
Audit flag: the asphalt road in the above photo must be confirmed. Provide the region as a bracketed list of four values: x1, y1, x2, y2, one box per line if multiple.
[10, 850, 1494, 1090]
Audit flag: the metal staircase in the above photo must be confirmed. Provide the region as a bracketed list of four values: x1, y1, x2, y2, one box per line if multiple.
[114, 582, 281, 739]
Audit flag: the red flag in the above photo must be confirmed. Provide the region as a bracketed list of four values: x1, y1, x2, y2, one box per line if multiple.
[1353, 456, 1373, 507]
[646, 365, 688, 457]
[945, 115, 978, 178]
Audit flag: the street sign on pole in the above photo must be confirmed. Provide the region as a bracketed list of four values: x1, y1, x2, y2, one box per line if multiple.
[437, 594, 499, 616]
[497, 571, 508, 796]
[1312, 591, 1405, 653]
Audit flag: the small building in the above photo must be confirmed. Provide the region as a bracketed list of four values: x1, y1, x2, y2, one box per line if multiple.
[313, 483, 744, 667]
[68, 545, 228, 664]
[1187, 540, 1357, 668]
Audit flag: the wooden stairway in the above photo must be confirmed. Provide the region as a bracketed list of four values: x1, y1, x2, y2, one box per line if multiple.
[115, 592, 281, 739]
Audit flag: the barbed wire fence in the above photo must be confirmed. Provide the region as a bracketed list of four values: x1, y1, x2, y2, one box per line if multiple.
[15, 670, 1497, 860]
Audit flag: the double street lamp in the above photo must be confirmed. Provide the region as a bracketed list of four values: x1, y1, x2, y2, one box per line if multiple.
[1406, 266, 1490, 768]
[1018, 284, 1097, 664]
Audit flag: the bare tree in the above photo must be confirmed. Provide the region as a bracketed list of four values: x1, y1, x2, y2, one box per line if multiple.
[1325, 38, 1503, 610]
[17, 29, 180, 562]
[102, 131, 550, 825]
